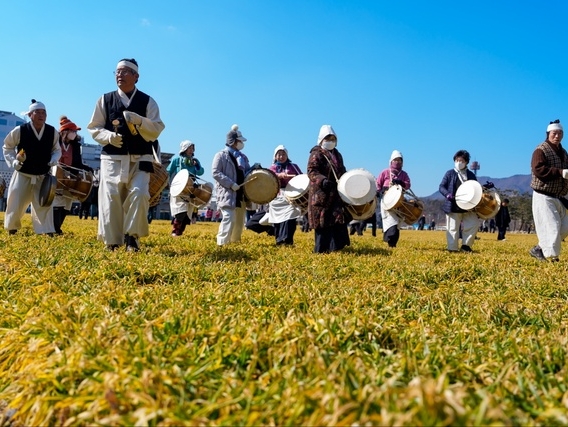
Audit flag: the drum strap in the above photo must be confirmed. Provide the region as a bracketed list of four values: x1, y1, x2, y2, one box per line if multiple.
[322, 153, 339, 182]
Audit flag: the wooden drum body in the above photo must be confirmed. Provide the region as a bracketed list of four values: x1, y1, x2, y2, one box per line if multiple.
[149, 163, 169, 207]
[52, 164, 94, 202]
[383, 184, 424, 224]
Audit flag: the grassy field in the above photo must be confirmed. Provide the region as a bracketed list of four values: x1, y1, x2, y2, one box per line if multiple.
[1, 214, 568, 426]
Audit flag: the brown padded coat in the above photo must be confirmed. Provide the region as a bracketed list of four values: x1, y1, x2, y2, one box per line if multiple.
[307, 145, 347, 229]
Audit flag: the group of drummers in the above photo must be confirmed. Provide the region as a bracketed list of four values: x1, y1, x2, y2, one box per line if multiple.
[1, 58, 506, 255]
[2, 108, 502, 255]
[205, 124, 501, 254]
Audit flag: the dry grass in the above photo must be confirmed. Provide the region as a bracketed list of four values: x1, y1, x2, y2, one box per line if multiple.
[1, 213, 568, 426]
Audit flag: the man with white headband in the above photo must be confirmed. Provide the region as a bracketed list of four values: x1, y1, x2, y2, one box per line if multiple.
[87, 58, 165, 252]
[529, 119, 568, 262]
[2, 99, 61, 235]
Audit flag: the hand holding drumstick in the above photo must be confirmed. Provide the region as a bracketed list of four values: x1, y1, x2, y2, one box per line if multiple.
[231, 175, 258, 191]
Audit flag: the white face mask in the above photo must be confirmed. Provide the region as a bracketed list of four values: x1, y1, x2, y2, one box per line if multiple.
[66, 131, 77, 140]
[236, 141, 245, 151]
[322, 140, 337, 151]
[455, 161, 466, 170]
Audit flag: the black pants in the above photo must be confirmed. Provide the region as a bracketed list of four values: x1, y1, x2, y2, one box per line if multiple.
[497, 226, 507, 240]
[383, 224, 400, 247]
[314, 224, 350, 253]
[274, 219, 297, 245]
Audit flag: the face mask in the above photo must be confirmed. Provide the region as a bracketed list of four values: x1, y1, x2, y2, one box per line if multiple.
[67, 131, 77, 140]
[236, 141, 245, 151]
[322, 140, 336, 150]
[455, 161, 466, 170]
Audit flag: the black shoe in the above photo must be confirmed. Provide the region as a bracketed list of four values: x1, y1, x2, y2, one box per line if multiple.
[460, 245, 473, 252]
[8, 230, 17, 235]
[529, 245, 545, 261]
[125, 235, 140, 252]
[106, 244, 120, 251]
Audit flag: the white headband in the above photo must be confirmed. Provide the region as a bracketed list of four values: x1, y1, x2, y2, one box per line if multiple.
[116, 60, 138, 73]
[547, 123, 563, 132]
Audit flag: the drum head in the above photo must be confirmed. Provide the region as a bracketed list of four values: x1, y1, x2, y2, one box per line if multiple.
[243, 168, 279, 204]
[170, 169, 190, 197]
[455, 180, 482, 211]
[337, 168, 376, 205]
[382, 185, 403, 210]
[39, 174, 57, 207]
[284, 174, 309, 199]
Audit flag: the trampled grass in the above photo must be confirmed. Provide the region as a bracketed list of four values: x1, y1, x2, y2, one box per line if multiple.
[1, 214, 568, 426]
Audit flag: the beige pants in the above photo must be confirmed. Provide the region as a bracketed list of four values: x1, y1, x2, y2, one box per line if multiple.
[217, 206, 245, 246]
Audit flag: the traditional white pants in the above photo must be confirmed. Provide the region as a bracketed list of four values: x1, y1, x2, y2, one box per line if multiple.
[532, 191, 568, 258]
[4, 171, 55, 234]
[445, 211, 478, 251]
[217, 206, 245, 246]
[98, 156, 151, 246]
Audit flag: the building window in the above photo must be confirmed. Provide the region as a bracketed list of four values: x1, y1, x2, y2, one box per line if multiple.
[0, 119, 7, 126]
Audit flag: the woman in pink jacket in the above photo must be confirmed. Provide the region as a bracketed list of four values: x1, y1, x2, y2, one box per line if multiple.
[376, 150, 411, 248]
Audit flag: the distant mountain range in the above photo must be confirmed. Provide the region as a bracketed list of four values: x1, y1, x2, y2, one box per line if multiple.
[424, 174, 532, 200]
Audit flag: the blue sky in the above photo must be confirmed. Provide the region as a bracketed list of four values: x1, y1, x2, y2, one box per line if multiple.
[2, 0, 567, 196]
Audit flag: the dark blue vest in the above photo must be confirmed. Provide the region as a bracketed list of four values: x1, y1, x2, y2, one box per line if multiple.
[102, 90, 152, 155]
[18, 123, 55, 175]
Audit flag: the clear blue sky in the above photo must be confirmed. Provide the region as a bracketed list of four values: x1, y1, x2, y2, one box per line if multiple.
[2, 0, 567, 196]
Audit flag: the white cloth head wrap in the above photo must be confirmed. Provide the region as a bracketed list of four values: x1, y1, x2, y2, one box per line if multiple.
[390, 149, 403, 162]
[117, 60, 139, 73]
[179, 140, 194, 154]
[273, 144, 288, 160]
[317, 124, 336, 145]
[547, 122, 563, 132]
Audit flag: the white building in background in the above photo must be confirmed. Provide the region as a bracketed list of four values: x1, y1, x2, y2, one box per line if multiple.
[0, 111, 26, 184]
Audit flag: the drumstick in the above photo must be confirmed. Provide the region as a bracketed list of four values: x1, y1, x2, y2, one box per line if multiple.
[236, 175, 258, 189]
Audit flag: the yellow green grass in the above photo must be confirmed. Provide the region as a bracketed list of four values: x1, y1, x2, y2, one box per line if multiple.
[1, 214, 568, 426]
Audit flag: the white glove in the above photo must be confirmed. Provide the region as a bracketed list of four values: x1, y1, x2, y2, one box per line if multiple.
[123, 111, 143, 126]
[12, 159, 22, 171]
[562, 169, 568, 179]
[48, 161, 58, 167]
[108, 132, 123, 148]
[231, 183, 240, 191]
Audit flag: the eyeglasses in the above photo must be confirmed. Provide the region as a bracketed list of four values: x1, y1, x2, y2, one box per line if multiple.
[114, 69, 134, 76]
